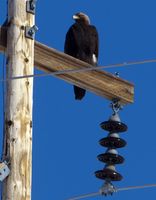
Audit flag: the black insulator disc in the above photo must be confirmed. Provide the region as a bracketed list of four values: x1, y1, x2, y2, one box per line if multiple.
[95, 168, 123, 181]
[97, 153, 124, 164]
[99, 137, 127, 148]
[100, 121, 128, 132]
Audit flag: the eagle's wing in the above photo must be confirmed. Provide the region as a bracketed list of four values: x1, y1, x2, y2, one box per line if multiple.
[64, 25, 77, 57]
[90, 25, 99, 61]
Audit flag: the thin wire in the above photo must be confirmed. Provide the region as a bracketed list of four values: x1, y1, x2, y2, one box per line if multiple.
[67, 183, 156, 200]
[67, 192, 100, 200]
[0, 58, 155, 82]
[118, 183, 156, 191]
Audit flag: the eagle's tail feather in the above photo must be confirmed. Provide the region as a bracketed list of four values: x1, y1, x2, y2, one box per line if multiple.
[74, 86, 86, 100]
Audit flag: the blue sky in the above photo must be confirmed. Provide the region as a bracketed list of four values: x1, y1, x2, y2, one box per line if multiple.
[0, 0, 156, 200]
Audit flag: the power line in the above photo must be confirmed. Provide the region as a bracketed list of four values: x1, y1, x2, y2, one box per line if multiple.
[118, 183, 156, 191]
[67, 183, 156, 200]
[0, 58, 155, 82]
[68, 192, 100, 200]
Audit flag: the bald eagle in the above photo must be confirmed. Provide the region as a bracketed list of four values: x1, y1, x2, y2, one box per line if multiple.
[64, 12, 99, 100]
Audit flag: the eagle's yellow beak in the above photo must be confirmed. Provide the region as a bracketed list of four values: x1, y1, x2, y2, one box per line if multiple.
[73, 15, 80, 20]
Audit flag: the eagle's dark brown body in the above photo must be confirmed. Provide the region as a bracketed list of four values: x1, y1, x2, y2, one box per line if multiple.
[64, 13, 99, 100]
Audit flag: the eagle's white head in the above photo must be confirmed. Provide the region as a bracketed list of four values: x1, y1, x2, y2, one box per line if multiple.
[73, 12, 90, 25]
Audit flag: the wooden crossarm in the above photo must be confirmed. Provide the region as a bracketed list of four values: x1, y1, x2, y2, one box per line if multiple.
[0, 26, 134, 104]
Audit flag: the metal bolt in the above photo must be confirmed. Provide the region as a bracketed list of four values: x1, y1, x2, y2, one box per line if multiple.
[115, 72, 119, 77]
[28, 25, 38, 36]
[24, 58, 29, 63]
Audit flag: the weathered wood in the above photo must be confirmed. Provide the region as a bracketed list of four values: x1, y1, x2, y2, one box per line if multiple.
[35, 42, 134, 104]
[0, 26, 134, 104]
[2, 1, 34, 200]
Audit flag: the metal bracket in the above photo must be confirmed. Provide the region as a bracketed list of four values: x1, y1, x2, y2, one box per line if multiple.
[99, 181, 117, 196]
[26, 0, 37, 14]
[115, 72, 120, 77]
[111, 99, 123, 114]
[25, 25, 38, 40]
[0, 161, 10, 181]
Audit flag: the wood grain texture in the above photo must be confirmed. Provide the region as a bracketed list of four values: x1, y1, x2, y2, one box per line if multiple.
[35, 42, 134, 103]
[0, 26, 134, 104]
[2, 0, 34, 199]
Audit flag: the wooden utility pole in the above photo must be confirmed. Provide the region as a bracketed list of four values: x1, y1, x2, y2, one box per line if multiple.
[0, 1, 134, 199]
[2, 0, 35, 199]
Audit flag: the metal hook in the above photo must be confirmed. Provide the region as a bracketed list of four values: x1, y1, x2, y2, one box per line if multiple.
[99, 180, 117, 196]
[111, 99, 123, 114]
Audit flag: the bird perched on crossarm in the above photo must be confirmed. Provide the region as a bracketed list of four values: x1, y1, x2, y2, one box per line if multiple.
[64, 12, 99, 100]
